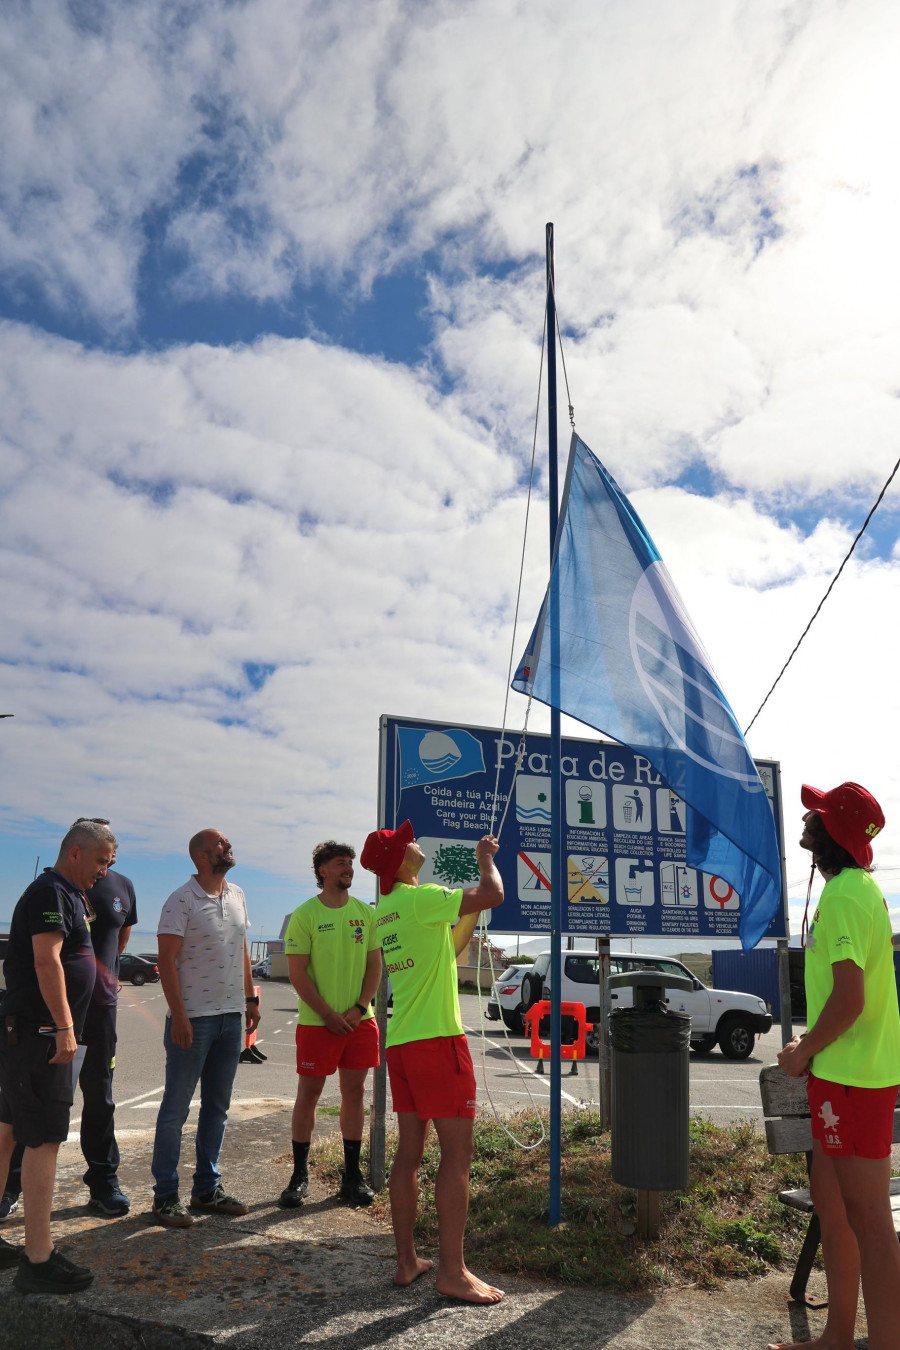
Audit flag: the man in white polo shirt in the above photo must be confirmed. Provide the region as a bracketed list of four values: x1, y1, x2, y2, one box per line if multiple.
[150, 829, 260, 1227]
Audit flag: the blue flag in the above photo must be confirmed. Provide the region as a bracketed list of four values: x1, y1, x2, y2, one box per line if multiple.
[512, 434, 782, 951]
[397, 726, 486, 788]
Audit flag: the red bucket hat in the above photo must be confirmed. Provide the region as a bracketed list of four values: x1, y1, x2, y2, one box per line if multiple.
[801, 781, 885, 868]
[360, 819, 415, 894]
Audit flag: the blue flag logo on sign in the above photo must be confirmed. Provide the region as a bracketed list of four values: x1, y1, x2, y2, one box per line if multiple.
[512, 434, 782, 951]
[398, 727, 486, 789]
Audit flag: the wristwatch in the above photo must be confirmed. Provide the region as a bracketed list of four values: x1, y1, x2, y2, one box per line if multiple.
[354, 1002, 368, 1015]
[245, 995, 260, 1006]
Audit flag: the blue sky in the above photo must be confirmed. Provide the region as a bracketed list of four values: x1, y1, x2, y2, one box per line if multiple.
[2, 0, 900, 944]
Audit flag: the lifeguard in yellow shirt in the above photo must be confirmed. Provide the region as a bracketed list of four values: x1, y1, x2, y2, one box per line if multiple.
[280, 840, 382, 1209]
[362, 821, 504, 1305]
[774, 782, 900, 1350]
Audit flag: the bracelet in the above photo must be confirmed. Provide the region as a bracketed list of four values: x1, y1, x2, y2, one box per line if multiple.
[245, 996, 259, 1006]
[56, 1024, 74, 1032]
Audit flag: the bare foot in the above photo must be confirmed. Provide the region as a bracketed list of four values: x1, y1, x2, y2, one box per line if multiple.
[767, 1339, 841, 1350]
[435, 1267, 505, 1305]
[393, 1256, 433, 1286]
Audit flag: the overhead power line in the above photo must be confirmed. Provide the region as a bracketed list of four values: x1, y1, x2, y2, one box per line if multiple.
[744, 451, 900, 737]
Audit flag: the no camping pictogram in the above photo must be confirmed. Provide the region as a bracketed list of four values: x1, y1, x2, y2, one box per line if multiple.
[517, 850, 551, 902]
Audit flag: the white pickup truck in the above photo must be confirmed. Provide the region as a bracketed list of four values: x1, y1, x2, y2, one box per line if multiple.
[518, 950, 772, 1059]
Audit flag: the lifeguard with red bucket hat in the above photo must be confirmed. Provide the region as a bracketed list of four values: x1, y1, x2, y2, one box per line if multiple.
[362, 820, 506, 1305]
[771, 781, 900, 1350]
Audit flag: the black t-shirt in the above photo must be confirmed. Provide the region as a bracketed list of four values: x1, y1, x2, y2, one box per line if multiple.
[86, 869, 138, 1007]
[0, 869, 96, 1035]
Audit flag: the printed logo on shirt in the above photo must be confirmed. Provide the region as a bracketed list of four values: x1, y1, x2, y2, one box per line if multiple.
[835, 935, 853, 947]
[42, 911, 63, 925]
[377, 911, 399, 927]
[317, 923, 335, 933]
[350, 920, 365, 944]
[113, 898, 124, 913]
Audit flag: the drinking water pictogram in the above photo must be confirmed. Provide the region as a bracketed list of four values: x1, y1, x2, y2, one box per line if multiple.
[614, 857, 655, 906]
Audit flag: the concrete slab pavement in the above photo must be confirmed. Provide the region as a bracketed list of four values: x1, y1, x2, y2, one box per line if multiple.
[0, 1099, 859, 1350]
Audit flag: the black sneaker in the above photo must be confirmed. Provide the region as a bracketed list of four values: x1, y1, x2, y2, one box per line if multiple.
[339, 1172, 375, 1206]
[0, 1191, 20, 1222]
[88, 1181, 130, 1218]
[0, 1235, 20, 1269]
[278, 1174, 309, 1209]
[248, 1045, 267, 1062]
[13, 1247, 93, 1294]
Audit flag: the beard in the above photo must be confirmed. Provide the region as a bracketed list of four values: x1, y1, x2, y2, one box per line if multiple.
[213, 854, 236, 874]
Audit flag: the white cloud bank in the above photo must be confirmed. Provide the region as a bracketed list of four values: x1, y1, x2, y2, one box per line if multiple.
[2, 1, 900, 932]
[1, 322, 897, 931]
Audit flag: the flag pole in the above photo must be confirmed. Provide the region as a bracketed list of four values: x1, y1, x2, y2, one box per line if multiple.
[546, 222, 563, 1227]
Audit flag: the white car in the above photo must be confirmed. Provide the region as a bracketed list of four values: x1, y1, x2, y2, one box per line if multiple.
[484, 964, 531, 1034]
[519, 950, 772, 1059]
[251, 955, 271, 980]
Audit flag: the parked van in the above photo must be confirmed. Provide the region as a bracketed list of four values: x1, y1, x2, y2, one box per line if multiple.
[516, 950, 772, 1059]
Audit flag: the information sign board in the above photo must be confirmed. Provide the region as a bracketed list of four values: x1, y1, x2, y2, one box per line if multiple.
[379, 715, 787, 941]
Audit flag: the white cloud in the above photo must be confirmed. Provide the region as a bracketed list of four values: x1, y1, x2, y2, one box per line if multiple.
[2, 322, 898, 931]
[3, 1, 900, 935]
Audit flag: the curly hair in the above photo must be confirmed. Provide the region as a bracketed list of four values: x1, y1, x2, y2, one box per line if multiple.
[312, 840, 355, 887]
[805, 812, 868, 875]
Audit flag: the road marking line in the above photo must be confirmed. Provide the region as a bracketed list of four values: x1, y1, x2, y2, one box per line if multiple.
[693, 1105, 763, 1111]
[67, 1083, 166, 1131]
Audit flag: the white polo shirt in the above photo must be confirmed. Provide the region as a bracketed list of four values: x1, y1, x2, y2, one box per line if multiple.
[158, 876, 250, 1018]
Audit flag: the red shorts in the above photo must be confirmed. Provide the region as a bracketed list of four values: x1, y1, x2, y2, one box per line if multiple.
[386, 1035, 477, 1120]
[807, 1072, 899, 1158]
[295, 1016, 380, 1077]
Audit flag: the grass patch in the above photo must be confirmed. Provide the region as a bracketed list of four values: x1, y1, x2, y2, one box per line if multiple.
[312, 1109, 809, 1291]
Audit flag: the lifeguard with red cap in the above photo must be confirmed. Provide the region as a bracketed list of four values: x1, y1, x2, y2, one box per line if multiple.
[771, 782, 900, 1350]
[361, 821, 505, 1304]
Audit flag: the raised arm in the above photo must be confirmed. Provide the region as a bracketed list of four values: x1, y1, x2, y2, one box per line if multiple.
[458, 835, 503, 917]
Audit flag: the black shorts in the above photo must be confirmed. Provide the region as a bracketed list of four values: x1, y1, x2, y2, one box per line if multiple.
[0, 1023, 77, 1148]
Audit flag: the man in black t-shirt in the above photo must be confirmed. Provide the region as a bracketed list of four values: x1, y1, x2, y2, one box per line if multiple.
[0, 820, 116, 1295]
[74, 818, 138, 1217]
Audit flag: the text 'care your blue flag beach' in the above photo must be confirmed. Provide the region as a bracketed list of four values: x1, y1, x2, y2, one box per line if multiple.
[513, 433, 782, 951]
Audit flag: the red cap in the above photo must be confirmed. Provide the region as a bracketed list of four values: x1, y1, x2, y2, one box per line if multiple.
[360, 819, 415, 894]
[801, 781, 885, 868]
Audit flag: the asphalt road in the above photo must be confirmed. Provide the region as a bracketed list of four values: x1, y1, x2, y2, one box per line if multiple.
[70, 980, 790, 1145]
